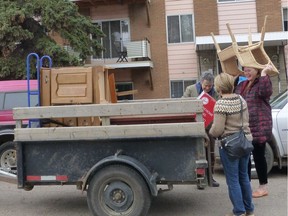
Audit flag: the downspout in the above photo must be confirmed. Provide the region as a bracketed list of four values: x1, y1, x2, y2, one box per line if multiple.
[145, 0, 151, 27]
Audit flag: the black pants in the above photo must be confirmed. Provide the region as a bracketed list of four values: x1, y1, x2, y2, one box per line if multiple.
[248, 142, 268, 185]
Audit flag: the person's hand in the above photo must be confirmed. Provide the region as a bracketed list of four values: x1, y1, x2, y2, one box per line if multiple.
[261, 63, 273, 76]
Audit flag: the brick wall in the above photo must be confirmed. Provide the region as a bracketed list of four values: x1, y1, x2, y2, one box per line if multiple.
[255, 0, 282, 32]
[194, 0, 219, 36]
[129, 1, 170, 99]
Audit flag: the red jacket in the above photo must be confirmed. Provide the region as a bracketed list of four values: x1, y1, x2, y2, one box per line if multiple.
[235, 75, 273, 144]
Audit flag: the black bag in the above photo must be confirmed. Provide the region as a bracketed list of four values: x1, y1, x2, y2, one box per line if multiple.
[220, 96, 254, 159]
[221, 130, 254, 159]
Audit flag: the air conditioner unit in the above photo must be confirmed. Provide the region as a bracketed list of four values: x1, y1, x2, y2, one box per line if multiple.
[125, 40, 151, 59]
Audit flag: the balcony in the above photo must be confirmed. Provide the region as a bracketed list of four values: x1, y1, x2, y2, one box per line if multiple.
[90, 39, 153, 69]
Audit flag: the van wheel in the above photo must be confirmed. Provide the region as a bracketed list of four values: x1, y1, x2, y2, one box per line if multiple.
[87, 165, 151, 216]
[251, 143, 274, 179]
[0, 141, 17, 173]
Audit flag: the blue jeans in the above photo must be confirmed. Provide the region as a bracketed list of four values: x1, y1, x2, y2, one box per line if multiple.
[220, 148, 254, 215]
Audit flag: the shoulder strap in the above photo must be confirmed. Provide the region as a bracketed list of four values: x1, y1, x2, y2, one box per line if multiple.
[239, 96, 244, 129]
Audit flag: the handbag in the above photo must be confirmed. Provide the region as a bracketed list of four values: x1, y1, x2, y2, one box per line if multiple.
[220, 96, 254, 159]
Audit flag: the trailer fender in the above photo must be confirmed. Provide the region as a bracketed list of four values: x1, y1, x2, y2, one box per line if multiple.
[82, 154, 158, 196]
[0, 129, 14, 136]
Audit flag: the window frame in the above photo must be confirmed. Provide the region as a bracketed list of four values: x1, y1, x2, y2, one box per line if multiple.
[115, 81, 134, 101]
[166, 14, 195, 44]
[93, 19, 131, 59]
[2, 91, 38, 110]
[283, 8, 288, 31]
[170, 79, 196, 98]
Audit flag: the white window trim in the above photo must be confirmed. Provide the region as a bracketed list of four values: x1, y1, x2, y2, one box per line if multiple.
[170, 79, 197, 98]
[166, 14, 195, 44]
[282, 7, 288, 31]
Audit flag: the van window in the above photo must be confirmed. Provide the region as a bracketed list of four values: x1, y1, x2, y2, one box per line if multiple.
[270, 90, 287, 109]
[3, 92, 38, 110]
[0, 93, 4, 110]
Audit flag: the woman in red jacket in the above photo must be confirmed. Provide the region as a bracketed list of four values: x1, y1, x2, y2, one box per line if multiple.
[234, 64, 273, 198]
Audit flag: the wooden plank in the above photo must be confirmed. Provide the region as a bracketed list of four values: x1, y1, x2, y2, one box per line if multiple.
[13, 99, 203, 120]
[92, 66, 102, 104]
[14, 122, 206, 141]
[40, 68, 51, 106]
[116, 90, 138, 97]
[104, 68, 110, 102]
[128, 97, 198, 102]
[101, 117, 110, 126]
[108, 73, 117, 103]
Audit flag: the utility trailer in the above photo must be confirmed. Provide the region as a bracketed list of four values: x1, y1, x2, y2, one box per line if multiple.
[12, 98, 211, 216]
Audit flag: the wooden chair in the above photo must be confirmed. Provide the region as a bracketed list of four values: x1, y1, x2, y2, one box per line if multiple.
[227, 16, 278, 76]
[211, 32, 244, 76]
[211, 16, 279, 76]
[114, 41, 128, 63]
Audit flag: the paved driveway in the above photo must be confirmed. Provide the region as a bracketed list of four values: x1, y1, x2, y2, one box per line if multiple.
[0, 165, 286, 216]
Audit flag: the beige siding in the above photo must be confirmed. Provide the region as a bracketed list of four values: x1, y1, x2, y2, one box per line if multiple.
[165, 0, 196, 80]
[168, 44, 198, 80]
[218, 1, 258, 34]
[281, 0, 288, 8]
[90, 5, 128, 20]
[165, 0, 193, 15]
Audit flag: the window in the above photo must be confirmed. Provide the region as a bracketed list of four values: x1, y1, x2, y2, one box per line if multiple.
[270, 90, 287, 109]
[94, 20, 130, 59]
[167, 15, 194, 43]
[116, 82, 134, 100]
[3, 92, 38, 110]
[170, 80, 196, 98]
[283, 8, 288, 31]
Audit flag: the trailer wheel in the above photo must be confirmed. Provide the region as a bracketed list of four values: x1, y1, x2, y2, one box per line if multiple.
[0, 141, 16, 173]
[87, 165, 151, 216]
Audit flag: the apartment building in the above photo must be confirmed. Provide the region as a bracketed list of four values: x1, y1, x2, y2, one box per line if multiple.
[71, 0, 288, 100]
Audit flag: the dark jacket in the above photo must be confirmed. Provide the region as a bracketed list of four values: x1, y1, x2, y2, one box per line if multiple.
[235, 75, 273, 144]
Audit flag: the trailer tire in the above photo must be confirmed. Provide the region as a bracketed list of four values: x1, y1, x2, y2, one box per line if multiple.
[0, 141, 17, 172]
[87, 165, 151, 216]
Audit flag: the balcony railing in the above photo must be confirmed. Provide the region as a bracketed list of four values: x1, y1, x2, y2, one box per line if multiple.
[93, 38, 151, 62]
[63, 39, 152, 68]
